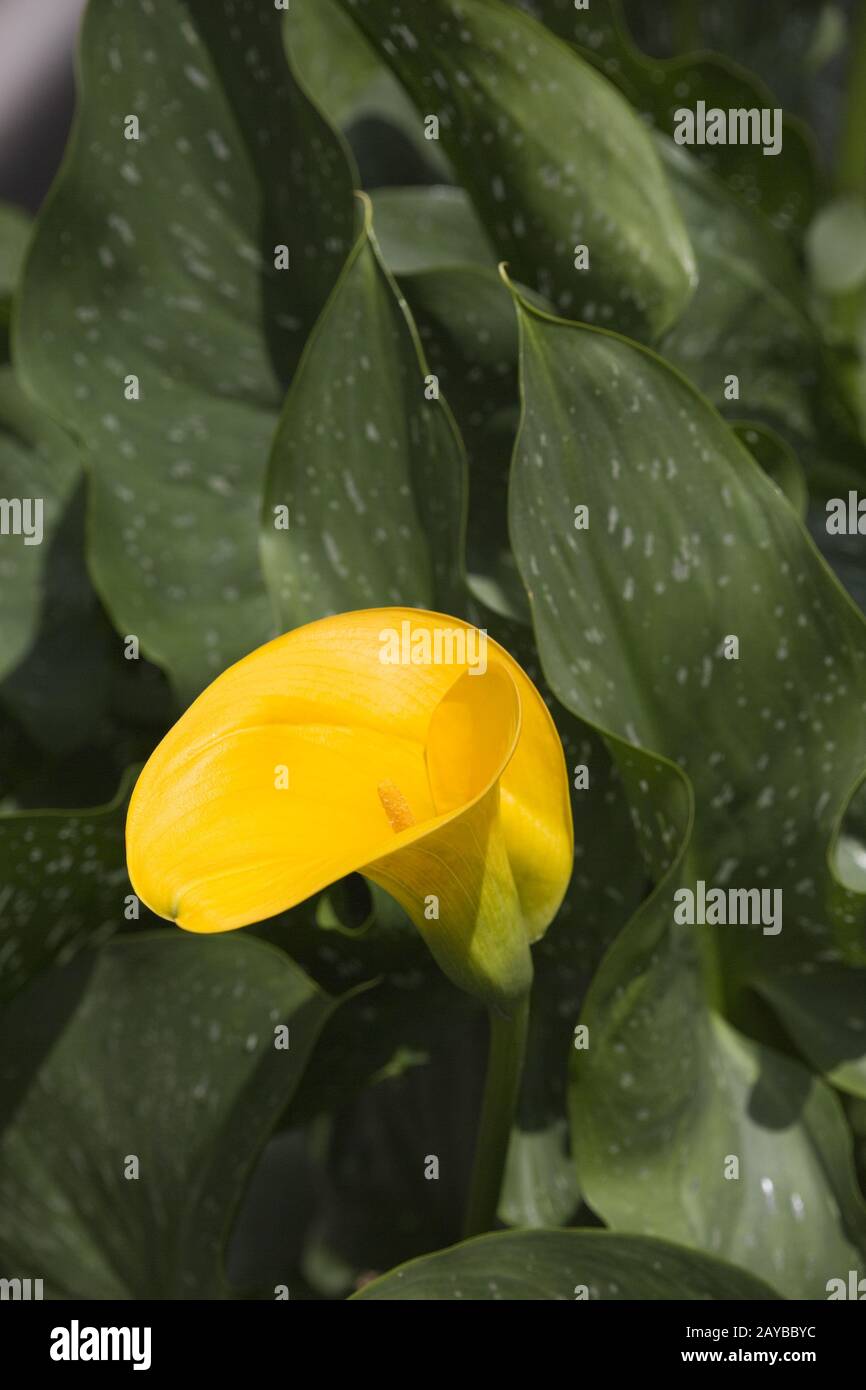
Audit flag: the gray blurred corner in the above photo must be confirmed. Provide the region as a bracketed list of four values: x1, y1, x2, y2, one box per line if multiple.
[0, 0, 87, 213]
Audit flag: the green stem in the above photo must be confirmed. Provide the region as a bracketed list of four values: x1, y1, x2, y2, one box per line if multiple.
[682, 852, 728, 1017]
[837, 0, 866, 196]
[463, 994, 529, 1239]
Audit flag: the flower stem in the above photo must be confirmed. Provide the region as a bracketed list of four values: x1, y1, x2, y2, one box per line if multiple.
[463, 994, 529, 1239]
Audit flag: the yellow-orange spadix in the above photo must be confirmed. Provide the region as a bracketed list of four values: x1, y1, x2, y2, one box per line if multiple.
[126, 609, 573, 1011]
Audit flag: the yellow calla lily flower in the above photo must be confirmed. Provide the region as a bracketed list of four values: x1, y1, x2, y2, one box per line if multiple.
[126, 608, 573, 1012]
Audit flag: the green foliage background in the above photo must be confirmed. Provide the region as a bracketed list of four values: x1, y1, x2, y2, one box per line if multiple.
[1, 0, 865, 1300]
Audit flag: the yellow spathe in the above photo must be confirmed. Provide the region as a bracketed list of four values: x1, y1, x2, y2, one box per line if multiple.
[126, 608, 573, 1011]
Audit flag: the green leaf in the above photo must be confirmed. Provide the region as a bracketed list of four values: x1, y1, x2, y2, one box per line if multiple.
[257, 888, 480, 1129]
[618, 0, 847, 133]
[337, 0, 696, 340]
[16, 0, 355, 703]
[352, 1228, 783, 1299]
[0, 192, 172, 769]
[511, 294, 866, 977]
[392, 286, 522, 617]
[525, 0, 818, 238]
[571, 916, 866, 1299]
[371, 161, 855, 516]
[370, 186, 497, 276]
[0, 933, 336, 1298]
[0, 485, 117, 763]
[0, 481, 177, 801]
[289, 0, 383, 129]
[757, 966, 866, 1100]
[0, 370, 80, 687]
[734, 422, 808, 521]
[658, 140, 827, 449]
[261, 204, 467, 625]
[297, 1005, 484, 1293]
[0, 770, 138, 1007]
[812, 503, 866, 617]
[288, 0, 453, 182]
[508, 291, 866, 1294]
[369, 186, 544, 623]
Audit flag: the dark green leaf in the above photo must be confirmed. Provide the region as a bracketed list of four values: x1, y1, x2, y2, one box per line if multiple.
[0, 933, 336, 1298]
[337, 0, 696, 339]
[352, 1228, 783, 1299]
[370, 186, 497, 275]
[523, 0, 818, 238]
[289, 0, 383, 129]
[508, 291, 866, 1293]
[16, 0, 355, 702]
[0, 770, 138, 1006]
[288, 0, 453, 181]
[758, 966, 866, 1099]
[369, 186, 536, 622]
[300, 1008, 484, 1293]
[658, 140, 829, 451]
[734, 422, 808, 521]
[261, 206, 467, 624]
[571, 915, 866, 1299]
[0, 481, 177, 802]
